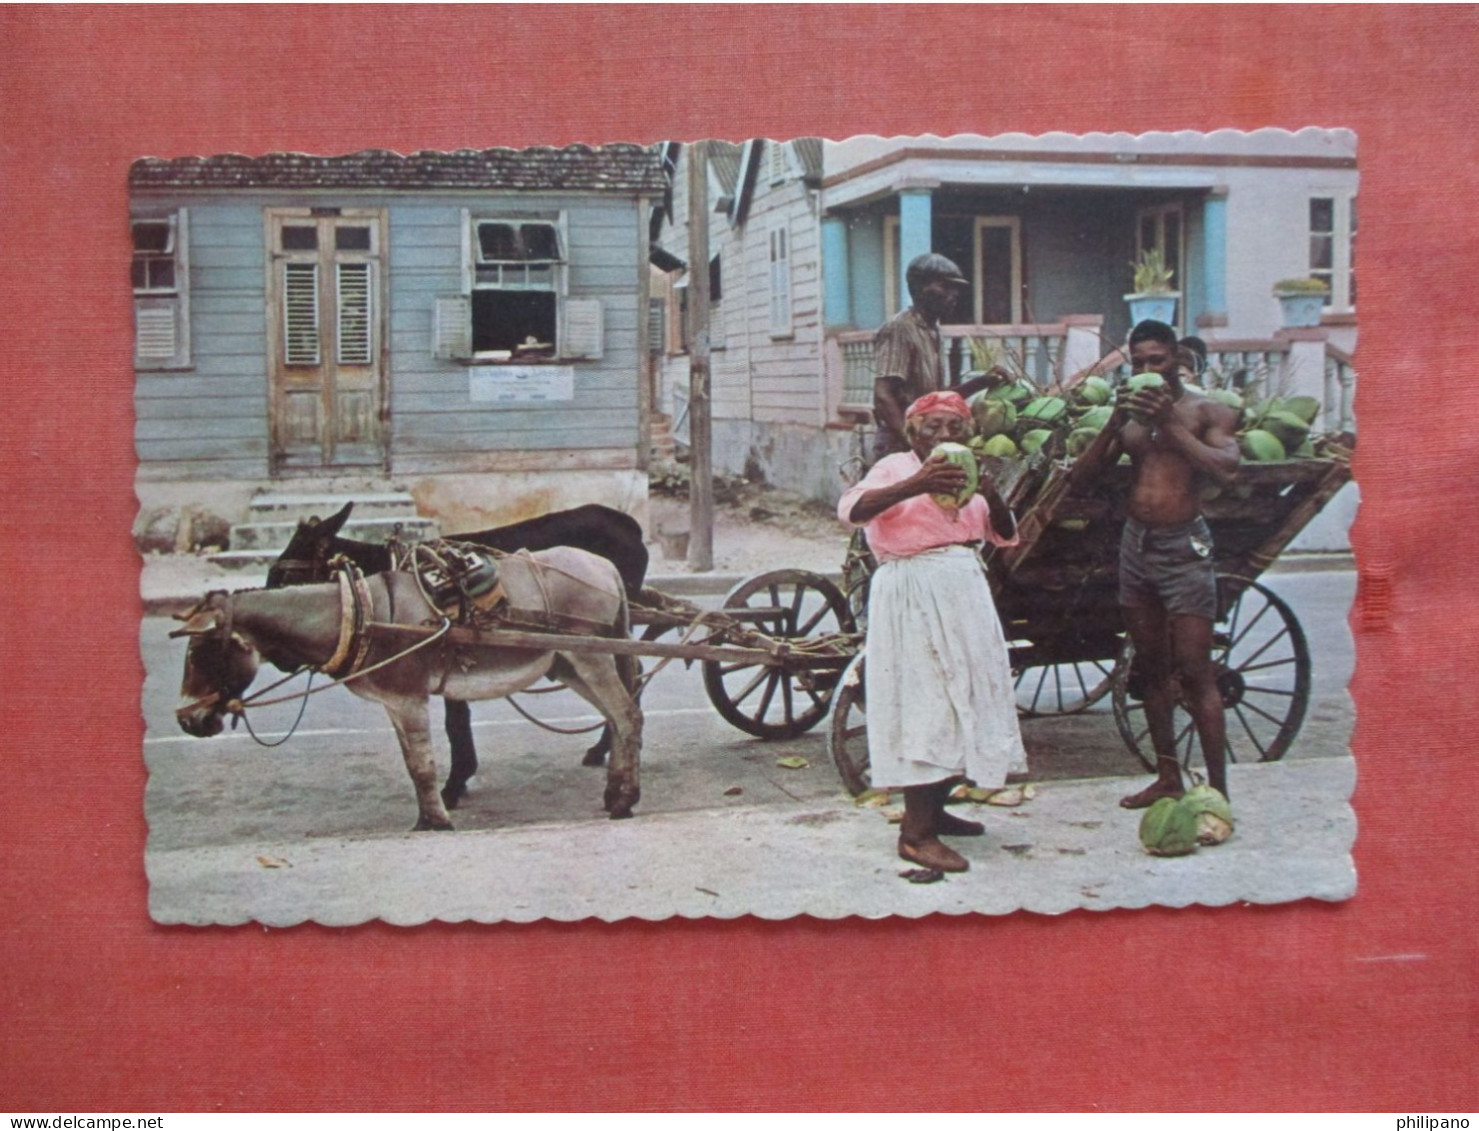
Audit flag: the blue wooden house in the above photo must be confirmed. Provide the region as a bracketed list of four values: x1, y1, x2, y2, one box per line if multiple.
[131, 145, 665, 547]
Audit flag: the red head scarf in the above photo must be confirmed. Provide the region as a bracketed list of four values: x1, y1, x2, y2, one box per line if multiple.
[905, 390, 971, 421]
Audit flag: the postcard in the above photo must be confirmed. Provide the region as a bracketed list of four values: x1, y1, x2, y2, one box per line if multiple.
[137, 130, 1358, 925]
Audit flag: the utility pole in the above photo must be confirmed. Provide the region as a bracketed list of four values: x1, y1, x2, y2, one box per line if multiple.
[686, 140, 714, 570]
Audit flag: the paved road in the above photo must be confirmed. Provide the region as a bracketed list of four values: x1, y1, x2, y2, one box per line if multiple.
[141, 570, 1355, 924]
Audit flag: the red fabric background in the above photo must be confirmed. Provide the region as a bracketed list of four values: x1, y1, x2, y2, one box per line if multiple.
[1, 5, 1475, 1112]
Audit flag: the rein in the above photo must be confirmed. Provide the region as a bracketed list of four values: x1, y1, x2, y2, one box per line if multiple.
[180, 571, 452, 743]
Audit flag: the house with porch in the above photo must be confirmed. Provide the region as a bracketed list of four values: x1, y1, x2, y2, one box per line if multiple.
[654, 129, 1358, 548]
[131, 145, 665, 554]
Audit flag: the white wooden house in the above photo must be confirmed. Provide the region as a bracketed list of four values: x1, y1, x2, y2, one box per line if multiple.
[652, 139, 836, 496]
[131, 146, 665, 547]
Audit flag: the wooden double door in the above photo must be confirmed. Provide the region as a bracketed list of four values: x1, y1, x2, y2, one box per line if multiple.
[267, 208, 388, 472]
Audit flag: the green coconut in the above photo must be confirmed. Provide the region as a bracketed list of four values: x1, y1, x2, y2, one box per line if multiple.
[1018, 429, 1054, 457]
[1178, 784, 1235, 846]
[1239, 429, 1287, 462]
[1206, 388, 1244, 411]
[1074, 375, 1113, 406]
[1139, 796, 1201, 858]
[1242, 398, 1275, 429]
[986, 379, 1037, 408]
[1121, 373, 1166, 425]
[1077, 405, 1114, 432]
[929, 442, 979, 508]
[970, 395, 1018, 439]
[981, 434, 1019, 458]
[1021, 395, 1069, 427]
[1066, 427, 1100, 457]
[1259, 409, 1312, 453]
[1281, 395, 1322, 425]
[1293, 438, 1317, 459]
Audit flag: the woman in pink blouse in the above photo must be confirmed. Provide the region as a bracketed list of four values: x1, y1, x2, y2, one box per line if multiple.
[838, 391, 1027, 873]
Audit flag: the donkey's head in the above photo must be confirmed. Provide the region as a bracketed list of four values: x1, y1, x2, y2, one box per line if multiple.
[265, 502, 354, 588]
[171, 591, 260, 738]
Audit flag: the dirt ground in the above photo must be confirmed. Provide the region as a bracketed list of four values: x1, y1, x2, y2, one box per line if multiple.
[645, 476, 850, 576]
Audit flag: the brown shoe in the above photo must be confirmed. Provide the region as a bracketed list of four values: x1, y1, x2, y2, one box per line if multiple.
[935, 810, 985, 837]
[898, 837, 969, 873]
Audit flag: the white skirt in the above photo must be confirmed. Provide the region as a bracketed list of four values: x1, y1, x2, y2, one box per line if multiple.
[865, 545, 1027, 789]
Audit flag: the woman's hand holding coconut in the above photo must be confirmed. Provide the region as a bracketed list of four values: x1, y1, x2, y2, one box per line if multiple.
[910, 453, 969, 498]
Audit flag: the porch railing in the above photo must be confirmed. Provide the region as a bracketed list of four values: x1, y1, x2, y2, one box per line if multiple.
[1196, 340, 1291, 399]
[836, 321, 1088, 411]
[835, 324, 1357, 434]
[1324, 345, 1357, 433]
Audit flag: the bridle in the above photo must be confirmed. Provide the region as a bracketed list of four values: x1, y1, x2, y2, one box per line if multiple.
[173, 591, 314, 742]
[174, 566, 451, 745]
[266, 557, 324, 585]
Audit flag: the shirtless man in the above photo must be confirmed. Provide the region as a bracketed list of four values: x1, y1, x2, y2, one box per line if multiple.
[1070, 320, 1241, 807]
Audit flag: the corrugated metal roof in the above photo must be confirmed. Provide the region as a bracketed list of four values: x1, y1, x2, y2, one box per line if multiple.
[707, 141, 743, 195]
[129, 145, 666, 193]
[791, 137, 823, 183]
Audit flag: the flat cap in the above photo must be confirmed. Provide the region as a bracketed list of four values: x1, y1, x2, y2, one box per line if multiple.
[905, 252, 970, 287]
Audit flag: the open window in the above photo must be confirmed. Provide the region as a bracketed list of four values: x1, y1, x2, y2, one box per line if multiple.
[434, 212, 603, 362]
[132, 209, 190, 369]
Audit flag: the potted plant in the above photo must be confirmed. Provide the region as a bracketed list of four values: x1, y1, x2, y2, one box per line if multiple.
[1126, 247, 1179, 326]
[1272, 277, 1330, 328]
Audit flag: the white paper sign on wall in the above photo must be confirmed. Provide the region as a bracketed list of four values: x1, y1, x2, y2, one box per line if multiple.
[469, 366, 575, 404]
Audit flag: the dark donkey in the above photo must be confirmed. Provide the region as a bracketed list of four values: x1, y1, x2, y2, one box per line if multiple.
[266, 502, 650, 807]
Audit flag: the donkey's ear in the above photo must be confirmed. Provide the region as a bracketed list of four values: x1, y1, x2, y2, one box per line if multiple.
[168, 606, 218, 638]
[319, 501, 354, 537]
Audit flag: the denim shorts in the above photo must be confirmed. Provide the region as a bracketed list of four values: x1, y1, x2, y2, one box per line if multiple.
[1119, 516, 1218, 620]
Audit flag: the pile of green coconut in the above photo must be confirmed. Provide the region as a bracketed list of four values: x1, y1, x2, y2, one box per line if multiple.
[961, 373, 1340, 465]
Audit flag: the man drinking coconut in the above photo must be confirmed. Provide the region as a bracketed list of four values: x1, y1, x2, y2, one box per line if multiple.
[1070, 319, 1242, 808]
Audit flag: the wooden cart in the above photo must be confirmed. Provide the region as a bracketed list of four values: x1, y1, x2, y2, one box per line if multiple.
[828, 447, 1353, 794]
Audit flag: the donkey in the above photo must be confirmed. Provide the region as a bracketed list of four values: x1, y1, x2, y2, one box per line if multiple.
[266, 502, 652, 800]
[175, 548, 642, 832]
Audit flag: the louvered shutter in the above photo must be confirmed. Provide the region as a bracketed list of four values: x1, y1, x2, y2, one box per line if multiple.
[647, 298, 665, 355]
[336, 262, 372, 365]
[769, 140, 789, 185]
[563, 298, 604, 359]
[432, 295, 472, 360]
[769, 226, 792, 336]
[283, 262, 320, 365]
[134, 299, 178, 363]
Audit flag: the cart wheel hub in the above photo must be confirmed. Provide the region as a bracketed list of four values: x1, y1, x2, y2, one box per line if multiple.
[1216, 665, 1245, 708]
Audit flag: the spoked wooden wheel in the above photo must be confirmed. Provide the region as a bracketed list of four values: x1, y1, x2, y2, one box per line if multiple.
[1112, 577, 1312, 772]
[702, 569, 856, 739]
[1014, 658, 1118, 717]
[828, 654, 870, 796]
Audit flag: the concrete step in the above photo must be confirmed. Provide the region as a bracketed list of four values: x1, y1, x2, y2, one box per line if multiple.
[227, 514, 440, 553]
[650, 414, 676, 460]
[246, 491, 423, 524]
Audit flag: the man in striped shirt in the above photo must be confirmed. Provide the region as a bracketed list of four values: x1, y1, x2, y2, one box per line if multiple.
[871, 253, 988, 464]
